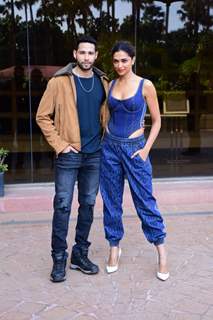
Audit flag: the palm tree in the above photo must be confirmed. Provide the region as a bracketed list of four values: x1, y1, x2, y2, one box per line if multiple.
[178, 0, 213, 36]
[110, 0, 116, 32]
[92, 0, 104, 19]
[104, 0, 116, 32]
[120, 0, 144, 47]
[177, 0, 200, 49]
[157, 0, 183, 35]
[204, 0, 213, 32]
[121, 0, 143, 25]
[77, 0, 94, 33]
[0, 0, 17, 64]
[15, 0, 38, 23]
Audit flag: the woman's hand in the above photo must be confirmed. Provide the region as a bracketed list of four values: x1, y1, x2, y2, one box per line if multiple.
[131, 146, 149, 161]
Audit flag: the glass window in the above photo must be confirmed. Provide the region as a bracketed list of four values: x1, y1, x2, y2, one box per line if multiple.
[0, 0, 212, 183]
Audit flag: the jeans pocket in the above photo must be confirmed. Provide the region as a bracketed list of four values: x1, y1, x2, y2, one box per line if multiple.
[59, 150, 78, 157]
[136, 153, 146, 163]
[130, 139, 146, 161]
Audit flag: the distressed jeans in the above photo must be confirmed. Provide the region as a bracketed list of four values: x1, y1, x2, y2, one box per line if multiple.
[52, 150, 100, 254]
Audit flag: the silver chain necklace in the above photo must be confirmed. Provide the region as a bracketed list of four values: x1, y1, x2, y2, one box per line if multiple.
[77, 74, 95, 93]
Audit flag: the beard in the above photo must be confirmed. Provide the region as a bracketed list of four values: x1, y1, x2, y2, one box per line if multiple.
[76, 61, 94, 71]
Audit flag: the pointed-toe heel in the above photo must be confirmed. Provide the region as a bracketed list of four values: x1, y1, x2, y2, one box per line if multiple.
[106, 248, 122, 274]
[157, 271, 170, 281]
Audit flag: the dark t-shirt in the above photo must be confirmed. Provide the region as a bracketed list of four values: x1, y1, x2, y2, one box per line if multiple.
[73, 73, 105, 153]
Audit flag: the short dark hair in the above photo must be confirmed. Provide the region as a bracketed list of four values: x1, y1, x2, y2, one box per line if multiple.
[111, 41, 135, 58]
[76, 35, 97, 50]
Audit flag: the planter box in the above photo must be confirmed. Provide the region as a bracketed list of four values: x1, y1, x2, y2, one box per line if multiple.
[0, 172, 4, 197]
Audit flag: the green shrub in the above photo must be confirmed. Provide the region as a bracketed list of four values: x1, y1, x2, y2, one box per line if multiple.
[0, 148, 9, 173]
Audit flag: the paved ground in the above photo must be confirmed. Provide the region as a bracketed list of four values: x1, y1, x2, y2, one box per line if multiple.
[0, 178, 213, 320]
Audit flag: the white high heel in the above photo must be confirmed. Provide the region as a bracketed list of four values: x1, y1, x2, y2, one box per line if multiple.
[157, 271, 170, 281]
[106, 248, 122, 274]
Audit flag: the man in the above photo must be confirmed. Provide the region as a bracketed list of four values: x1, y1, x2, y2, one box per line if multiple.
[36, 35, 109, 282]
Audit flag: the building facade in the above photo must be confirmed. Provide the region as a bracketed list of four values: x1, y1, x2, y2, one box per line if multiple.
[0, 0, 212, 183]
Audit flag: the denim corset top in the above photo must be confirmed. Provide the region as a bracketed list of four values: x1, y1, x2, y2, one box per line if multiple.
[107, 78, 147, 138]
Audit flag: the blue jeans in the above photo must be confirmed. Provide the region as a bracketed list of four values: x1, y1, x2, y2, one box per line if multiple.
[52, 150, 100, 254]
[100, 132, 166, 247]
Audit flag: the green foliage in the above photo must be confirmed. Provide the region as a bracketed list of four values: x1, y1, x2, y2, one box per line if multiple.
[97, 32, 119, 79]
[180, 57, 199, 75]
[0, 148, 9, 173]
[0, 0, 212, 91]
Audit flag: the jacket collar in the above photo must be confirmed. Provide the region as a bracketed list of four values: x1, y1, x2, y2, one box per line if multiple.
[54, 62, 108, 80]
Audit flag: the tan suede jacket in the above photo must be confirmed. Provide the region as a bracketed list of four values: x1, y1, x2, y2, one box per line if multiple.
[36, 63, 109, 155]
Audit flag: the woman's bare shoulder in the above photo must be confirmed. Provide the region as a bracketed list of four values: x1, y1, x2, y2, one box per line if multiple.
[143, 78, 154, 87]
[142, 79, 157, 98]
[137, 76, 153, 87]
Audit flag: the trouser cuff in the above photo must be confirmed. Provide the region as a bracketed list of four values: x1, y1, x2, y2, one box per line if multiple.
[109, 241, 120, 247]
[154, 238, 165, 246]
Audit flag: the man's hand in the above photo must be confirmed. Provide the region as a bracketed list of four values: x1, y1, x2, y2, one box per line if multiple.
[62, 145, 79, 153]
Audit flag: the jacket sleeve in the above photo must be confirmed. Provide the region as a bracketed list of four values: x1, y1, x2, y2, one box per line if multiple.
[36, 78, 69, 154]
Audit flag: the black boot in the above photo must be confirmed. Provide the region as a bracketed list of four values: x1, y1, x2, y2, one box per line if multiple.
[50, 251, 68, 282]
[70, 247, 99, 274]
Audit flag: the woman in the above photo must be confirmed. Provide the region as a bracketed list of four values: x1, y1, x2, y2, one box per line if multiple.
[100, 41, 169, 281]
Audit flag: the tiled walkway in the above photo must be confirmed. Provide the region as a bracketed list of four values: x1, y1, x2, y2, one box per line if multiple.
[0, 178, 213, 320]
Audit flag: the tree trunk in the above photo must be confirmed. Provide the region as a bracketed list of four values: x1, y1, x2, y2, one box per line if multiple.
[165, 3, 170, 35]
[112, 0, 115, 32]
[10, 0, 16, 65]
[99, 0, 103, 18]
[29, 3, 34, 23]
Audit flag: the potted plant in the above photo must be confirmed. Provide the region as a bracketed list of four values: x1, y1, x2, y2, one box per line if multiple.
[0, 148, 9, 197]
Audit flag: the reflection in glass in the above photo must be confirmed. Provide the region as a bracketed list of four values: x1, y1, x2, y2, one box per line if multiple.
[0, 0, 212, 182]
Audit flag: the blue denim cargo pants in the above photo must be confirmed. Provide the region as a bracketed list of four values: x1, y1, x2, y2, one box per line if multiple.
[100, 132, 166, 247]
